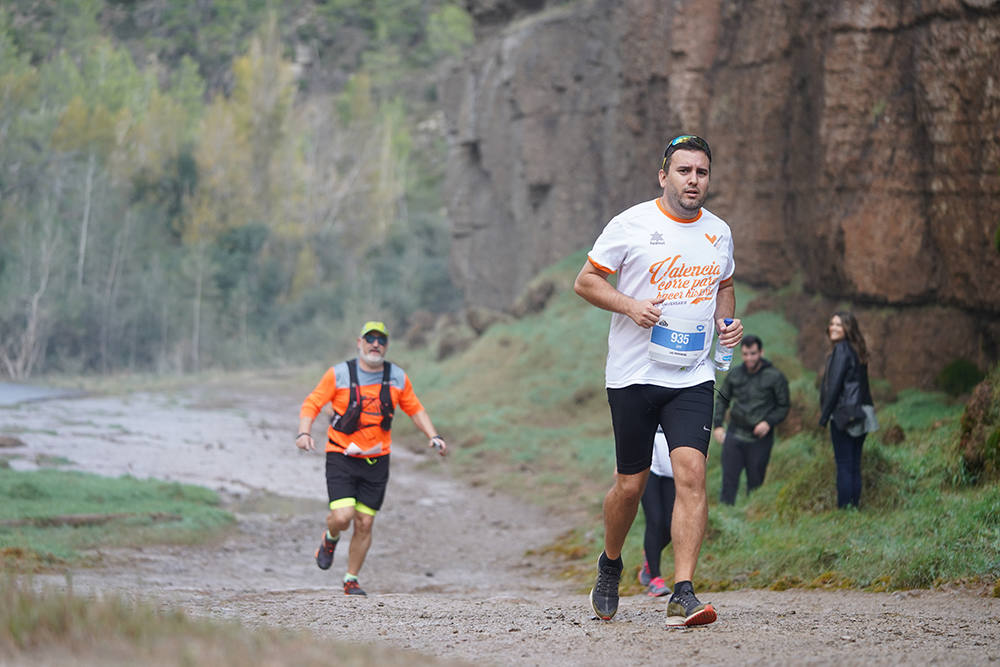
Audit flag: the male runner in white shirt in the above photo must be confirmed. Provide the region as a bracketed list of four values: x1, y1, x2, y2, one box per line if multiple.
[574, 134, 743, 627]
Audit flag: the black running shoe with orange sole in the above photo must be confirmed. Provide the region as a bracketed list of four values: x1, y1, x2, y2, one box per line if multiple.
[666, 581, 717, 627]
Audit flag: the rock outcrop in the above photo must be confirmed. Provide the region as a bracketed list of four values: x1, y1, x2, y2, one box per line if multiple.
[441, 0, 1000, 387]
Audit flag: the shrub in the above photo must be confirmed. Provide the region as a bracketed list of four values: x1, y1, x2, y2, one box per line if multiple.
[936, 358, 985, 397]
[858, 441, 908, 511]
[954, 366, 1000, 485]
[774, 440, 837, 517]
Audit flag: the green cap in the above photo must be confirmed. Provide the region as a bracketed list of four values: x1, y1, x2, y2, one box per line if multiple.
[359, 320, 388, 338]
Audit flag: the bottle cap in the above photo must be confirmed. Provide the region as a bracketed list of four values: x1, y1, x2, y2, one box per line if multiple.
[724, 318, 733, 325]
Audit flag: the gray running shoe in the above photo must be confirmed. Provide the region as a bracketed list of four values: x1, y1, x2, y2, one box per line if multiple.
[638, 553, 652, 587]
[589, 554, 622, 620]
[646, 576, 671, 597]
[315, 533, 338, 570]
[666, 582, 716, 627]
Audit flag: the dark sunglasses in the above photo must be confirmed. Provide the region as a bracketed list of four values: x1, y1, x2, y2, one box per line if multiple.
[362, 333, 387, 345]
[661, 134, 712, 169]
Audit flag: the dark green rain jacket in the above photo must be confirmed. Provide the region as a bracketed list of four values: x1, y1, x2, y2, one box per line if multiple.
[713, 358, 790, 441]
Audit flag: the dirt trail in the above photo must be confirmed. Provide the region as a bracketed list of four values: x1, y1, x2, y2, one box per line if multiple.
[2, 381, 997, 665]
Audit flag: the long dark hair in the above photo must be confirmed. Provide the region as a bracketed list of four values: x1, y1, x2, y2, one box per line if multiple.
[831, 310, 869, 365]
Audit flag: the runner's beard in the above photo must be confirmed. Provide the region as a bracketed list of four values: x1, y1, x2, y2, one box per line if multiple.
[360, 349, 385, 365]
[680, 191, 707, 211]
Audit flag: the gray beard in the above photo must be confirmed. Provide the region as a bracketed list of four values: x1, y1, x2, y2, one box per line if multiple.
[360, 350, 385, 366]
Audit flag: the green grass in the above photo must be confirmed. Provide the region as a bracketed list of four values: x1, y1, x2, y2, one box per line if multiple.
[0, 469, 234, 569]
[694, 422, 1000, 591]
[393, 255, 1000, 594]
[393, 249, 617, 509]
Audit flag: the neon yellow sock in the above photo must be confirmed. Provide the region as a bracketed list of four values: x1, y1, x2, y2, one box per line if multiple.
[344, 573, 358, 582]
[326, 530, 339, 541]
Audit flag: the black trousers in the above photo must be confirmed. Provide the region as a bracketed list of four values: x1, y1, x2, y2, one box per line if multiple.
[640, 472, 675, 579]
[720, 430, 774, 505]
[830, 422, 865, 508]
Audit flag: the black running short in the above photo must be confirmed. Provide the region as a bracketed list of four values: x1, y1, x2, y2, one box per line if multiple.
[325, 452, 390, 514]
[606, 381, 714, 475]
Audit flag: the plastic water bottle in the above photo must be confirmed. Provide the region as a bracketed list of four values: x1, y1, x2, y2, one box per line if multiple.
[713, 318, 734, 371]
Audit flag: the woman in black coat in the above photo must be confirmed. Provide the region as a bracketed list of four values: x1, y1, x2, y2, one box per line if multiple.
[819, 311, 873, 508]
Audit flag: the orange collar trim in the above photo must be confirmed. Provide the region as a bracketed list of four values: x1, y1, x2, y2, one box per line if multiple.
[656, 198, 702, 224]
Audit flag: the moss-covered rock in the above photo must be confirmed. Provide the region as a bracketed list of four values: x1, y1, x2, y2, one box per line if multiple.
[956, 365, 1000, 485]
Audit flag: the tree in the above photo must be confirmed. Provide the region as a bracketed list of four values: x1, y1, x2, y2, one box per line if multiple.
[0, 1, 465, 377]
[0, 176, 65, 379]
[230, 14, 297, 222]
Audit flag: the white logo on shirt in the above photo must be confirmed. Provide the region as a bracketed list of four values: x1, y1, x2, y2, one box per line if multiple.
[650, 231, 665, 245]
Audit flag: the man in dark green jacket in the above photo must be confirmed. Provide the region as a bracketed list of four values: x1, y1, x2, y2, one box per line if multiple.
[712, 335, 790, 505]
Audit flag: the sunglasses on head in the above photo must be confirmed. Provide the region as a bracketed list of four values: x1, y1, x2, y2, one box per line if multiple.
[661, 134, 712, 169]
[362, 333, 387, 345]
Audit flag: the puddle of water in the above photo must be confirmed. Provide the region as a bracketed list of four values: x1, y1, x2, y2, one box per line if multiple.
[0, 388, 321, 500]
[0, 382, 85, 407]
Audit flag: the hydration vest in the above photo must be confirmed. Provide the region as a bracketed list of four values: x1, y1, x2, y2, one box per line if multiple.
[329, 359, 394, 434]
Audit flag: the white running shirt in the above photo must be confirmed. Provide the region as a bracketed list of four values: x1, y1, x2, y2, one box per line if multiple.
[587, 198, 735, 389]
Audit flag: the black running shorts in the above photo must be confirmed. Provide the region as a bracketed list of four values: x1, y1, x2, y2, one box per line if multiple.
[325, 452, 390, 513]
[606, 381, 714, 475]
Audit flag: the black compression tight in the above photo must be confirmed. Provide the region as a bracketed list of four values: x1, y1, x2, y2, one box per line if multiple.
[640, 472, 675, 579]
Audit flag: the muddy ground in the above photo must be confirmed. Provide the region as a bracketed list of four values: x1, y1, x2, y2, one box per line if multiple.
[2, 379, 998, 665]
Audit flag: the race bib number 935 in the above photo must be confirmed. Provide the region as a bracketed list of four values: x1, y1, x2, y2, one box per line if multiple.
[650, 325, 706, 352]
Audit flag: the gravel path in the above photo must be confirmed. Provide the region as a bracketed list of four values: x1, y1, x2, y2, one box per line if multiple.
[2, 381, 997, 665]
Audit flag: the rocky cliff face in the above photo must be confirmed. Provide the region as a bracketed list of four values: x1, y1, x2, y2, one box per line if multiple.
[441, 0, 1000, 388]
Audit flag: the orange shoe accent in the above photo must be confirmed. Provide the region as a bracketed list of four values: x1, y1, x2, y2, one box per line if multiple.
[684, 604, 717, 627]
[343, 579, 367, 596]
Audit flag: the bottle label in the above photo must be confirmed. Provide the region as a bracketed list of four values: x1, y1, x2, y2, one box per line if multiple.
[648, 315, 711, 366]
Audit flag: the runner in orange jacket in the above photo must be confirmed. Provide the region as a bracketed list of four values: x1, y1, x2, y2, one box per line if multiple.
[295, 320, 447, 596]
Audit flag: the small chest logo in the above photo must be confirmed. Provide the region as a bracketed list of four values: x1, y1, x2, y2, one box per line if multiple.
[650, 231, 665, 245]
[704, 233, 718, 245]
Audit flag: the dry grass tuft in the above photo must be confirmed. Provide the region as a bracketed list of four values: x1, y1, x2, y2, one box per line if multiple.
[0, 576, 450, 666]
